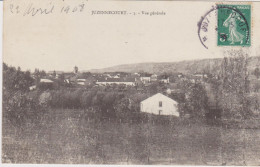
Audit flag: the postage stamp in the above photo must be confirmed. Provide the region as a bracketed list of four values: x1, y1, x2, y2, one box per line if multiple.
[217, 4, 251, 46]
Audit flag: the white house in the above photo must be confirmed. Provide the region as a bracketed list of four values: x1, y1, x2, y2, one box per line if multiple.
[151, 74, 158, 82]
[140, 93, 179, 116]
[140, 74, 152, 84]
[40, 79, 54, 83]
[29, 85, 36, 91]
[96, 77, 136, 86]
[160, 77, 170, 84]
[77, 79, 86, 85]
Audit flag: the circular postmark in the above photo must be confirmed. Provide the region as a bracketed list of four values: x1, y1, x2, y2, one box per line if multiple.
[198, 4, 251, 49]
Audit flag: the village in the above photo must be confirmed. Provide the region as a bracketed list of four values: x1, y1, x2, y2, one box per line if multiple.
[3, 59, 260, 164]
[30, 65, 214, 117]
[24, 62, 260, 120]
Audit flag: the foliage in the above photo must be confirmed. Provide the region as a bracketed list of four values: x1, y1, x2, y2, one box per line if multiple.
[253, 67, 260, 79]
[220, 50, 251, 119]
[177, 80, 208, 117]
[3, 63, 34, 93]
[33, 68, 46, 82]
[146, 81, 167, 95]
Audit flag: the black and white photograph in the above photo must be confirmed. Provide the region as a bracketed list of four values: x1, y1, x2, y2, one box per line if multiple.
[2, 0, 260, 165]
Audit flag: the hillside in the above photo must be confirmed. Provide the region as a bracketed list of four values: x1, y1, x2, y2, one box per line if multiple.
[90, 56, 260, 74]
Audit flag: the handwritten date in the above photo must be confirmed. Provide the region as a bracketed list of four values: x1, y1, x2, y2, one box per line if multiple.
[9, 1, 86, 16]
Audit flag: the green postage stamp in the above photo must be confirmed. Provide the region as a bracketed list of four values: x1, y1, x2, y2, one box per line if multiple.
[217, 4, 251, 46]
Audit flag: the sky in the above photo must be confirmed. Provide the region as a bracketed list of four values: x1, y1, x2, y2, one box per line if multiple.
[3, 0, 260, 72]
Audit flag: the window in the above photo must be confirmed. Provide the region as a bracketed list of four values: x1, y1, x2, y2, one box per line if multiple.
[159, 101, 162, 107]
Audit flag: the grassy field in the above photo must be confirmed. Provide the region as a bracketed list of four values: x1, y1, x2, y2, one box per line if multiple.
[2, 108, 260, 165]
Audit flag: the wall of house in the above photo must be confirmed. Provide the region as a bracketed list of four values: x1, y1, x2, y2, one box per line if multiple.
[140, 77, 151, 83]
[140, 94, 179, 116]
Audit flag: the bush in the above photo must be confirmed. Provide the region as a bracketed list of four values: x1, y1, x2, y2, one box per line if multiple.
[3, 90, 46, 127]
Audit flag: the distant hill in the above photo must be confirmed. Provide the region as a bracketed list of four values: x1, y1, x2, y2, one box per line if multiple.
[89, 56, 260, 75]
[89, 59, 219, 74]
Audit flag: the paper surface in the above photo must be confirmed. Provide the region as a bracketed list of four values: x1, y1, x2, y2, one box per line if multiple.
[2, 0, 260, 165]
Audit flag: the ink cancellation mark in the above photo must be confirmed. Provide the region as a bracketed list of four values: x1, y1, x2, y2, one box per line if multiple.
[198, 4, 251, 49]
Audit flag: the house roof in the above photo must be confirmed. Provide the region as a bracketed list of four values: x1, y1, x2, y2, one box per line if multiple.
[158, 75, 169, 80]
[97, 77, 135, 82]
[77, 79, 86, 81]
[140, 73, 152, 77]
[40, 79, 54, 83]
[64, 73, 76, 79]
[141, 93, 178, 104]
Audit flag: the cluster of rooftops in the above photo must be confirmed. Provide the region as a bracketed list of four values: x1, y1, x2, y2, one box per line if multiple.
[38, 71, 189, 86]
[34, 66, 208, 87]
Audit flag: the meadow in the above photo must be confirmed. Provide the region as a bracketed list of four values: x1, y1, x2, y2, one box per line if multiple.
[2, 108, 260, 165]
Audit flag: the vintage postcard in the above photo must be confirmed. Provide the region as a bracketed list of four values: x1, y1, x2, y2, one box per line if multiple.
[2, 0, 260, 165]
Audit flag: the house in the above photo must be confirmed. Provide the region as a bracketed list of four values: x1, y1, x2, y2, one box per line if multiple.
[96, 77, 136, 86]
[166, 83, 182, 94]
[162, 78, 169, 84]
[158, 75, 170, 84]
[47, 71, 64, 79]
[133, 73, 140, 76]
[38, 78, 54, 90]
[140, 73, 152, 84]
[75, 76, 97, 86]
[64, 72, 75, 81]
[151, 74, 158, 82]
[188, 74, 204, 83]
[40, 78, 54, 83]
[77, 78, 86, 85]
[65, 79, 70, 84]
[194, 73, 208, 78]
[177, 73, 183, 78]
[140, 93, 179, 116]
[191, 73, 208, 82]
[67, 75, 77, 84]
[85, 76, 97, 86]
[29, 85, 36, 91]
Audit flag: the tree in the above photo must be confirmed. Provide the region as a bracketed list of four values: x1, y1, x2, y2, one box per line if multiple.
[114, 97, 132, 121]
[52, 70, 56, 78]
[57, 73, 65, 87]
[220, 50, 250, 119]
[183, 82, 208, 117]
[147, 81, 166, 95]
[252, 82, 260, 92]
[34, 68, 40, 79]
[33, 69, 47, 85]
[253, 67, 260, 79]
[2, 63, 43, 127]
[3, 63, 34, 93]
[81, 72, 91, 78]
[176, 79, 208, 117]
